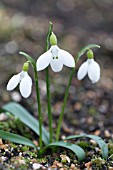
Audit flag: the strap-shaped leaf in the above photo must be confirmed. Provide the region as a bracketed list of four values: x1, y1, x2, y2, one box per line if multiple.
[65, 134, 108, 159]
[0, 130, 37, 149]
[42, 141, 85, 161]
[86, 135, 108, 159]
[76, 44, 100, 62]
[3, 102, 49, 145]
[19, 51, 35, 67]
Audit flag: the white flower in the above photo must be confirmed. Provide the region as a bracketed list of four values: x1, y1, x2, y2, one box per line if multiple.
[7, 71, 32, 98]
[77, 59, 100, 83]
[36, 45, 75, 72]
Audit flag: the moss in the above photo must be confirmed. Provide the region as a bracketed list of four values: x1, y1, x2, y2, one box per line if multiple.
[91, 157, 106, 170]
[21, 146, 29, 152]
[0, 113, 33, 139]
[28, 151, 37, 158]
[108, 154, 113, 162]
[36, 158, 47, 163]
[55, 157, 60, 161]
[77, 141, 90, 151]
[108, 143, 113, 155]
[88, 107, 99, 116]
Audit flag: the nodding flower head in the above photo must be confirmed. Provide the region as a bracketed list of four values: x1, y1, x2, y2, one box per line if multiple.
[7, 62, 32, 98]
[77, 50, 100, 83]
[36, 45, 75, 72]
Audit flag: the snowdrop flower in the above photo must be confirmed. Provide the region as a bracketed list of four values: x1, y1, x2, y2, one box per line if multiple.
[77, 50, 100, 83]
[36, 32, 75, 72]
[7, 62, 32, 98]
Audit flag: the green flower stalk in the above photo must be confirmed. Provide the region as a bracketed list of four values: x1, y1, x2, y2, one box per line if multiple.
[45, 22, 53, 143]
[33, 64, 43, 149]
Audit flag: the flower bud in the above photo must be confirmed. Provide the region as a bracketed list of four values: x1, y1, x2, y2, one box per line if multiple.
[50, 32, 57, 45]
[87, 49, 94, 59]
[22, 62, 29, 71]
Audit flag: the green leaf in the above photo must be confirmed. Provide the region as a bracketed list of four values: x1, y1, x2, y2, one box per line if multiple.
[76, 44, 100, 62]
[42, 141, 85, 161]
[87, 135, 108, 159]
[0, 130, 37, 149]
[3, 102, 49, 145]
[19, 51, 35, 67]
[65, 134, 108, 159]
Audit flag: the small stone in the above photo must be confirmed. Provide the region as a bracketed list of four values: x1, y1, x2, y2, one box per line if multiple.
[32, 163, 42, 170]
[105, 130, 111, 137]
[0, 113, 8, 121]
[19, 152, 22, 156]
[86, 91, 96, 99]
[85, 161, 92, 168]
[18, 159, 26, 164]
[90, 139, 96, 145]
[94, 130, 101, 136]
[11, 91, 21, 102]
[53, 161, 59, 166]
[33, 140, 39, 146]
[74, 102, 82, 111]
[60, 155, 70, 163]
[70, 163, 76, 169]
[0, 163, 3, 169]
[0, 139, 3, 145]
[0, 144, 6, 149]
[1, 156, 6, 161]
[95, 147, 101, 153]
[51, 165, 57, 168]
[61, 135, 66, 140]
[56, 162, 63, 168]
[87, 117, 93, 124]
[108, 167, 113, 170]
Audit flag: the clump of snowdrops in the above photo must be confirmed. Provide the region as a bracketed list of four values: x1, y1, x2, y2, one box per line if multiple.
[0, 22, 108, 161]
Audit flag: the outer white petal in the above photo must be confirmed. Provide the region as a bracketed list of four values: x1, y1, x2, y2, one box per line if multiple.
[36, 50, 52, 71]
[77, 60, 88, 80]
[7, 73, 20, 91]
[50, 57, 63, 72]
[58, 49, 75, 67]
[88, 59, 100, 83]
[19, 73, 32, 98]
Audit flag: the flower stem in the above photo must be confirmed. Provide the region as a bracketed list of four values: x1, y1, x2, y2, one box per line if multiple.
[45, 22, 53, 143]
[34, 64, 43, 149]
[56, 67, 76, 141]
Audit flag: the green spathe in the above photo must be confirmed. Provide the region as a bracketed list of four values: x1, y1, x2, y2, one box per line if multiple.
[22, 62, 29, 71]
[50, 32, 57, 45]
[87, 49, 94, 59]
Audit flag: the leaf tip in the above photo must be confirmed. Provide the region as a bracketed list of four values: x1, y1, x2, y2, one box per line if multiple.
[19, 51, 23, 55]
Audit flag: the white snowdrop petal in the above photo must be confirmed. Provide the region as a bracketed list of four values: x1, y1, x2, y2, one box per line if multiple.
[88, 60, 100, 83]
[50, 58, 63, 72]
[77, 61, 88, 80]
[7, 74, 20, 91]
[59, 49, 75, 67]
[19, 73, 32, 98]
[36, 50, 52, 71]
[23, 72, 32, 85]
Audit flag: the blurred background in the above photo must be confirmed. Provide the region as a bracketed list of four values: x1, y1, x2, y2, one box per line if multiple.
[0, 0, 113, 137]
